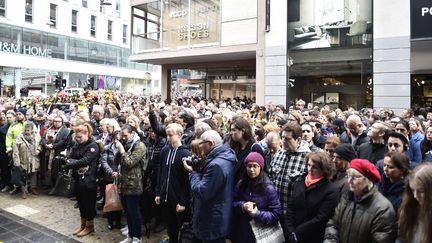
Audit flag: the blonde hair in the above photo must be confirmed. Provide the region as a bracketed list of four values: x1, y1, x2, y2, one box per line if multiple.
[166, 123, 184, 135]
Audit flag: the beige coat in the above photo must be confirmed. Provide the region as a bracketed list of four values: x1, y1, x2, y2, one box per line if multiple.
[13, 134, 41, 173]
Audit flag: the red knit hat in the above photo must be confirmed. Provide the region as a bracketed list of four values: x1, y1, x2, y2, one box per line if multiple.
[349, 159, 381, 183]
[244, 152, 265, 168]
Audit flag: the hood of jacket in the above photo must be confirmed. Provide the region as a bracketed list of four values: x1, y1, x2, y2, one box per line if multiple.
[124, 132, 140, 151]
[297, 140, 312, 153]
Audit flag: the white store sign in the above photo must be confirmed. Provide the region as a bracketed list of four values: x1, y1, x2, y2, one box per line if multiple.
[0, 41, 52, 58]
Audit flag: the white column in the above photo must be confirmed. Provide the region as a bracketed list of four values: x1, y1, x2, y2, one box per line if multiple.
[373, 0, 411, 115]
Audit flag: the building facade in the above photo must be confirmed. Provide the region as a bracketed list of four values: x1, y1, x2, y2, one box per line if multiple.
[0, 0, 160, 97]
[129, 0, 431, 114]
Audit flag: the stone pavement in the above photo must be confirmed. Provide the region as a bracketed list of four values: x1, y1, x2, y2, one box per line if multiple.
[0, 190, 167, 243]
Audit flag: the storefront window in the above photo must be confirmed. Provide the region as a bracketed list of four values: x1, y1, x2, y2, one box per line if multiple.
[69, 39, 88, 62]
[88, 42, 105, 64]
[47, 34, 67, 59]
[288, 0, 373, 109]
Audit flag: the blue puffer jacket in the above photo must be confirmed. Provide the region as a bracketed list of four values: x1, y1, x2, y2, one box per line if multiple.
[231, 176, 282, 243]
[189, 144, 236, 241]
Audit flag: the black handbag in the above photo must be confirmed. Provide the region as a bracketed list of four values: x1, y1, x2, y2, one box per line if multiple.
[53, 169, 76, 197]
[10, 166, 26, 187]
[179, 222, 199, 243]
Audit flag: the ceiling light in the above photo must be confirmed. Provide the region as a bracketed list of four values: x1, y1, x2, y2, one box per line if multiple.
[421, 80, 425, 84]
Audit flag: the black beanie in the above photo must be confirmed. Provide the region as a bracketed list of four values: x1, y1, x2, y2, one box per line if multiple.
[334, 144, 357, 162]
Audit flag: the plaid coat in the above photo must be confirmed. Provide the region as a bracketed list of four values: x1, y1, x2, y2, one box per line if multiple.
[269, 142, 310, 213]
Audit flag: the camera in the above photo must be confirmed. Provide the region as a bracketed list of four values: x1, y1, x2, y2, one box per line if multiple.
[182, 155, 201, 171]
[54, 154, 68, 168]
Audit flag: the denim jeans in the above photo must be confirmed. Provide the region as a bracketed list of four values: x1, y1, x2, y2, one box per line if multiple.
[121, 194, 142, 239]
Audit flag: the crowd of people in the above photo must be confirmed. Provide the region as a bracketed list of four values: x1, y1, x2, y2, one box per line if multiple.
[0, 91, 432, 243]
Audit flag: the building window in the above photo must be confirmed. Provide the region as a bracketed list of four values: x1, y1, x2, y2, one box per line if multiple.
[0, 0, 6, 17]
[123, 24, 127, 44]
[82, 0, 87, 8]
[50, 4, 57, 28]
[71, 10, 78, 33]
[25, 0, 33, 23]
[132, 7, 160, 41]
[108, 20, 113, 40]
[116, 0, 120, 17]
[91, 15, 96, 37]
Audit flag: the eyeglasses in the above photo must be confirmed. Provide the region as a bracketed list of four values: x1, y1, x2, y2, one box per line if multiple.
[346, 175, 363, 181]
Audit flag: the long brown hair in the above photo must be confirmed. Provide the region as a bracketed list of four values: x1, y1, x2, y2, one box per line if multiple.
[228, 116, 254, 153]
[398, 163, 432, 243]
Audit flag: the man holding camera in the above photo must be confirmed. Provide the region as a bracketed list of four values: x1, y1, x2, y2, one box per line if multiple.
[183, 130, 236, 243]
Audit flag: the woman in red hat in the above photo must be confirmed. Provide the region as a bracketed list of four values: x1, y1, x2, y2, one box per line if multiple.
[324, 159, 397, 243]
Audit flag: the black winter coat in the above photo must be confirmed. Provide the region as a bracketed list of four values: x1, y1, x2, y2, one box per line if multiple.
[357, 142, 387, 165]
[377, 175, 406, 213]
[340, 130, 369, 151]
[66, 138, 100, 189]
[144, 136, 166, 179]
[100, 143, 118, 183]
[285, 176, 340, 243]
[156, 144, 191, 206]
[324, 186, 397, 243]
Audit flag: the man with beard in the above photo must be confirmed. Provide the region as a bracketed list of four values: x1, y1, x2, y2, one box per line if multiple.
[12, 123, 41, 199]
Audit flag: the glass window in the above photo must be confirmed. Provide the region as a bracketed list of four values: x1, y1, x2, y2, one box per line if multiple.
[0, 0, 6, 17]
[123, 24, 127, 44]
[50, 4, 57, 28]
[71, 10, 78, 33]
[22, 29, 47, 50]
[47, 34, 67, 59]
[82, 0, 87, 8]
[116, 0, 120, 17]
[0, 24, 12, 43]
[107, 20, 113, 41]
[69, 39, 88, 62]
[132, 4, 161, 41]
[25, 0, 33, 23]
[105, 45, 120, 66]
[90, 15, 96, 37]
[88, 42, 105, 64]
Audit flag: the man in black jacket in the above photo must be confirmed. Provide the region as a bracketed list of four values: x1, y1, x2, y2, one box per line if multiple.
[340, 114, 369, 151]
[155, 123, 191, 243]
[358, 121, 392, 165]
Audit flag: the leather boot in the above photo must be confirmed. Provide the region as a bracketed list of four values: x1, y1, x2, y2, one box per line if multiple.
[77, 219, 94, 237]
[73, 218, 86, 235]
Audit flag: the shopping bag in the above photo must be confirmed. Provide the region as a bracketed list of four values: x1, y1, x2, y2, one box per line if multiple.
[249, 220, 285, 243]
[53, 169, 76, 197]
[103, 183, 123, 212]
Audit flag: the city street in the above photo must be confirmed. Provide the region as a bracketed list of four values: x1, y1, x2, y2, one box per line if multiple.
[0, 191, 167, 243]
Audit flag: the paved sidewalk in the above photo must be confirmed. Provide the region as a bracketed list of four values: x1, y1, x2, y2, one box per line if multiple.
[0, 209, 79, 243]
[0, 190, 167, 243]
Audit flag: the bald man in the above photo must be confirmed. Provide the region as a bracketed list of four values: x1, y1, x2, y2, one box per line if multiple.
[340, 115, 369, 151]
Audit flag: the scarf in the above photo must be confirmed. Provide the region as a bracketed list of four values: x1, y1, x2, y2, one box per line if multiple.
[305, 174, 323, 187]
